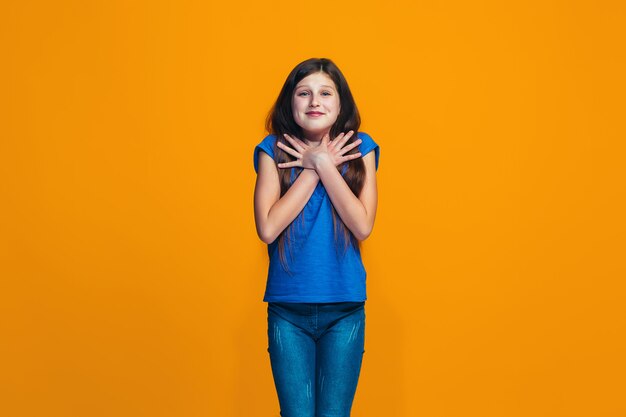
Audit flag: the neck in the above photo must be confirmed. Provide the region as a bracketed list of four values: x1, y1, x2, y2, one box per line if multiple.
[303, 130, 328, 147]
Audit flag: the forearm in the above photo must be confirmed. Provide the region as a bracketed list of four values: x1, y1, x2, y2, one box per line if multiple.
[315, 159, 369, 240]
[263, 169, 319, 243]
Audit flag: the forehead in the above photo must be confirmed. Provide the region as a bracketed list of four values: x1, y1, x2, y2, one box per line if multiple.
[295, 72, 336, 89]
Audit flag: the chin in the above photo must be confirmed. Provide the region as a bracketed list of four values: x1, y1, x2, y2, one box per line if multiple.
[302, 122, 333, 130]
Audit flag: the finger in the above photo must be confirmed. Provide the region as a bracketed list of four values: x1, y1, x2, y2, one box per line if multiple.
[337, 130, 355, 148]
[337, 138, 362, 156]
[283, 134, 306, 152]
[277, 160, 301, 169]
[277, 141, 303, 159]
[329, 132, 344, 149]
[322, 132, 330, 145]
[340, 152, 361, 163]
[293, 136, 309, 149]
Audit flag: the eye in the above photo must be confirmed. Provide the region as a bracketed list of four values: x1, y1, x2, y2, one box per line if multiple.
[322, 91, 332, 96]
[297, 91, 309, 96]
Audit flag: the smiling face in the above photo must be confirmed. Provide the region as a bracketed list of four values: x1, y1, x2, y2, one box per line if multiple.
[291, 72, 341, 140]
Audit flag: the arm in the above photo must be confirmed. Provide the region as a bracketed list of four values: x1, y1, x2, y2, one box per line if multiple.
[315, 151, 378, 241]
[254, 151, 319, 244]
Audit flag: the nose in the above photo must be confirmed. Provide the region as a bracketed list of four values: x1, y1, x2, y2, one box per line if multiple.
[309, 95, 320, 107]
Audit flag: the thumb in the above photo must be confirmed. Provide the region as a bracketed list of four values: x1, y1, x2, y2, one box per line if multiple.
[323, 132, 330, 145]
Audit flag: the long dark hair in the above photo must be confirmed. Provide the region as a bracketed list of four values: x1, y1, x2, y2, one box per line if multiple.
[265, 58, 366, 274]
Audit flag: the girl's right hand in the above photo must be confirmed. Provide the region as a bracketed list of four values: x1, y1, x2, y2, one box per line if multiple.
[327, 131, 362, 167]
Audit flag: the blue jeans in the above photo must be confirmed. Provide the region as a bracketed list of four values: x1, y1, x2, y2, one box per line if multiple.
[267, 301, 366, 417]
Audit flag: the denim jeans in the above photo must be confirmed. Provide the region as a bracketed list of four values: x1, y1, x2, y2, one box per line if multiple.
[267, 301, 366, 417]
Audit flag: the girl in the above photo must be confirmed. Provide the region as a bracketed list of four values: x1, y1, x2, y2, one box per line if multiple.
[253, 57, 380, 417]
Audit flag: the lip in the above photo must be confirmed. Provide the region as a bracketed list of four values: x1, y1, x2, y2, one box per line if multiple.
[306, 112, 324, 116]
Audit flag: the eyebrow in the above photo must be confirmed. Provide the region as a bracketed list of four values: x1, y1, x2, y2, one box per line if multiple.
[295, 85, 336, 90]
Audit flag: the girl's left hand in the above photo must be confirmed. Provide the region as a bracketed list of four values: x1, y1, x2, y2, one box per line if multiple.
[277, 131, 362, 170]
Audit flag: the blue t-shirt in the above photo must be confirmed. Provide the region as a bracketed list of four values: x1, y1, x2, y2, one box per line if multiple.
[253, 132, 380, 303]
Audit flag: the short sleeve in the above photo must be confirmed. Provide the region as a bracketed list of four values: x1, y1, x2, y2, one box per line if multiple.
[357, 131, 380, 171]
[253, 134, 277, 173]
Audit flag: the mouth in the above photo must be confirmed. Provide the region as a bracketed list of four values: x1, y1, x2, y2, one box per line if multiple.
[306, 112, 325, 116]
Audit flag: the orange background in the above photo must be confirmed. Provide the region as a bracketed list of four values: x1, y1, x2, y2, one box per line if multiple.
[2, 1, 625, 416]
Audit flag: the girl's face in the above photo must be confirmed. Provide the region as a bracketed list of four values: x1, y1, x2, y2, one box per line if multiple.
[291, 72, 340, 139]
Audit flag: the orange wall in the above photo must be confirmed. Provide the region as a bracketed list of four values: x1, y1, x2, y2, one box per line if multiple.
[2, 1, 625, 416]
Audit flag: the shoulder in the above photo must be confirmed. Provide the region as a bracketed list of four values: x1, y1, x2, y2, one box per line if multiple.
[356, 131, 380, 171]
[258, 133, 278, 152]
[253, 134, 278, 173]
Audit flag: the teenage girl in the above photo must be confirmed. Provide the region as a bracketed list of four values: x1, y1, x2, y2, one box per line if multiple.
[253, 57, 380, 417]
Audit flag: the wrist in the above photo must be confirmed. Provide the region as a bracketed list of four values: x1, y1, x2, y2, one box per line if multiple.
[301, 166, 321, 181]
[313, 156, 334, 172]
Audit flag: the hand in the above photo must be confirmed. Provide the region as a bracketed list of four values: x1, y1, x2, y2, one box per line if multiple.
[327, 130, 363, 167]
[276, 131, 362, 170]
